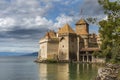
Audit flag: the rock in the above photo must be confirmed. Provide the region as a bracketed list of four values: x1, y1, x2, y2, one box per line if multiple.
[95, 63, 120, 80]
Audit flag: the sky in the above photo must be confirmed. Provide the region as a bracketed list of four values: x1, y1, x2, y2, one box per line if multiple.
[0, 0, 106, 53]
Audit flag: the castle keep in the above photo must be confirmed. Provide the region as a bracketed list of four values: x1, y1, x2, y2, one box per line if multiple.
[37, 19, 103, 63]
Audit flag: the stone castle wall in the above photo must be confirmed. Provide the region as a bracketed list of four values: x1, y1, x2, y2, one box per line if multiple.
[58, 36, 69, 60]
[47, 41, 59, 60]
[39, 40, 48, 60]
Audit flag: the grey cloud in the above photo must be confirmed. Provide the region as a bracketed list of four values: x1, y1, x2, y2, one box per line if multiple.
[81, 0, 104, 16]
[0, 0, 52, 18]
[0, 0, 104, 52]
[57, 0, 105, 21]
[0, 27, 48, 39]
[0, 27, 46, 52]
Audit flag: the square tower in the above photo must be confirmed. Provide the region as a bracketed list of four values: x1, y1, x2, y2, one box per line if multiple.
[58, 24, 77, 61]
[76, 19, 89, 48]
[76, 19, 89, 35]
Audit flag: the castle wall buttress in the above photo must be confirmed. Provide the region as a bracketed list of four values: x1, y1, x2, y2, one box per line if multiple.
[39, 41, 48, 60]
[58, 35, 69, 60]
[47, 42, 59, 60]
[58, 34, 77, 61]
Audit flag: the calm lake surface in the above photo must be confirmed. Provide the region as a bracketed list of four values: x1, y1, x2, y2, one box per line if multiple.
[0, 56, 100, 80]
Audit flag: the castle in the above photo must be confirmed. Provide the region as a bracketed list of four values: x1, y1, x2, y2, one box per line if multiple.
[37, 19, 104, 63]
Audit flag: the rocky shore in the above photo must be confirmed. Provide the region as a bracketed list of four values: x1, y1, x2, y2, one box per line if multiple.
[96, 63, 120, 80]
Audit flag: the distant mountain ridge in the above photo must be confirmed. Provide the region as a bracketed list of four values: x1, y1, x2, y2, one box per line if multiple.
[21, 52, 38, 56]
[0, 52, 38, 56]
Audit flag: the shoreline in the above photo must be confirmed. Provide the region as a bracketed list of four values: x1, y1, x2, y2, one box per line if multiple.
[34, 59, 106, 65]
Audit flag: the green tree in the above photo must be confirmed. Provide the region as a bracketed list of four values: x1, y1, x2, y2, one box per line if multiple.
[98, 0, 120, 63]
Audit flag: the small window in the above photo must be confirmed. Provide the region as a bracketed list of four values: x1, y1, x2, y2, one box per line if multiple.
[62, 45, 64, 47]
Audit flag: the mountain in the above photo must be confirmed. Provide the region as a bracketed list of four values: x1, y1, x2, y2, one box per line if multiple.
[21, 52, 38, 56]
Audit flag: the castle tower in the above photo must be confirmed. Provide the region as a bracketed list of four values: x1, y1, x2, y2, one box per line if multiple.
[39, 31, 59, 60]
[76, 19, 89, 35]
[76, 19, 89, 48]
[58, 24, 77, 61]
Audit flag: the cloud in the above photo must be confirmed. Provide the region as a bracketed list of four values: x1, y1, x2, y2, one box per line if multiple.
[0, 16, 53, 31]
[53, 14, 73, 29]
[0, 14, 74, 52]
[61, 0, 80, 5]
[80, 0, 104, 17]
[0, 45, 38, 52]
[0, 17, 15, 31]
[0, 0, 105, 52]
[0, 0, 52, 16]
[0, 14, 73, 40]
[0, 16, 53, 52]
[21, 16, 53, 29]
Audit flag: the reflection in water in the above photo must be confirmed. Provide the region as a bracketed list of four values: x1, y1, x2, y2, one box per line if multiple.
[38, 63, 98, 80]
[69, 64, 98, 80]
[38, 63, 69, 80]
[38, 64, 47, 80]
[0, 57, 99, 80]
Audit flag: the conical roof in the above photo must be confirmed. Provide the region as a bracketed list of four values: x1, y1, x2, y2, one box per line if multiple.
[44, 30, 56, 38]
[58, 24, 75, 34]
[76, 19, 88, 25]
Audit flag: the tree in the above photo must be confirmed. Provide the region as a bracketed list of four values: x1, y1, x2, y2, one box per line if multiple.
[98, 0, 120, 63]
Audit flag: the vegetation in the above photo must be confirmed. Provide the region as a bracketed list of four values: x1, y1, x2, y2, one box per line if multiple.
[98, 0, 120, 63]
[93, 51, 104, 58]
[45, 59, 58, 63]
[119, 70, 120, 79]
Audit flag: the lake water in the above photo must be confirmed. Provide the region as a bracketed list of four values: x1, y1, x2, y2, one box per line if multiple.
[0, 56, 100, 80]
